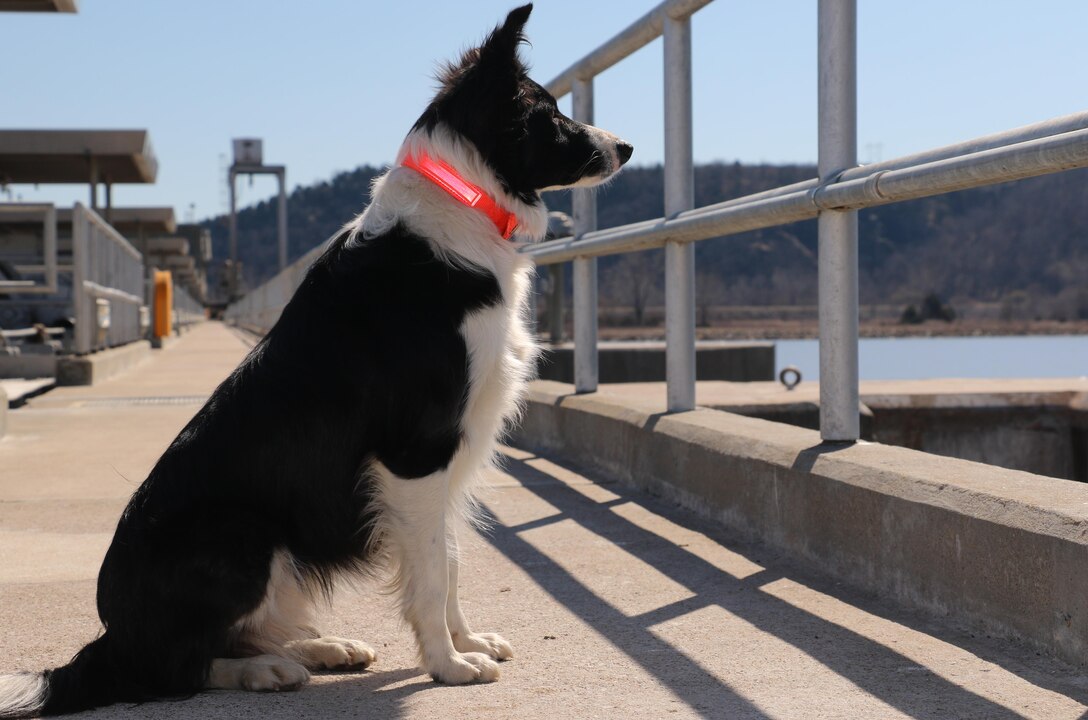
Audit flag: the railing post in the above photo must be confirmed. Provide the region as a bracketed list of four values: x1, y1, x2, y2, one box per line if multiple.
[572, 77, 599, 393]
[817, 0, 860, 441]
[664, 12, 696, 412]
[277, 168, 288, 272]
[548, 265, 564, 343]
[72, 204, 91, 354]
[44, 205, 57, 294]
[228, 168, 238, 300]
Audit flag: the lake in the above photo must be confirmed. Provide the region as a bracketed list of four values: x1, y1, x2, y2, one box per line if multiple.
[775, 334, 1088, 381]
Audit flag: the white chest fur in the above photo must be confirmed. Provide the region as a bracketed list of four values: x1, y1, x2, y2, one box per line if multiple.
[447, 261, 536, 493]
[355, 125, 544, 493]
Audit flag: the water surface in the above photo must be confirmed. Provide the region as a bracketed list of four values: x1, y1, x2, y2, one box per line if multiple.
[775, 335, 1088, 381]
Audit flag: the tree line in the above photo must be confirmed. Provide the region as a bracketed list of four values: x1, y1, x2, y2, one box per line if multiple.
[204, 162, 1088, 321]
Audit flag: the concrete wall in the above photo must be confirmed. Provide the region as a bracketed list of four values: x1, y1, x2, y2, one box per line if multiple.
[537, 341, 775, 383]
[224, 242, 326, 336]
[514, 380, 1088, 666]
[0, 348, 57, 379]
[872, 405, 1086, 482]
[699, 382, 1088, 482]
[55, 340, 151, 385]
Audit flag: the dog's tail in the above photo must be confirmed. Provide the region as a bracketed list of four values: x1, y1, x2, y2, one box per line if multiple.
[0, 635, 117, 718]
[0, 673, 45, 719]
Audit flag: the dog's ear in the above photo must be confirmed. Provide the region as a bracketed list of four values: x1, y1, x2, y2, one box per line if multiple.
[479, 4, 532, 63]
[415, 4, 533, 145]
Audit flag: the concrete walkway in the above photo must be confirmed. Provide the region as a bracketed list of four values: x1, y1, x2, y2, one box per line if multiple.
[1, 322, 1086, 719]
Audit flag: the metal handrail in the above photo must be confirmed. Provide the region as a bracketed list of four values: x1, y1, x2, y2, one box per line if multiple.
[174, 283, 205, 329]
[545, 0, 712, 98]
[525, 0, 1088, 439]
[542, 0, 708, 404]
[71, 203, 145, 354]
[221, 1, 1088, 441]
[525, 124, 1088, 264]
[0, 326, 65, 339]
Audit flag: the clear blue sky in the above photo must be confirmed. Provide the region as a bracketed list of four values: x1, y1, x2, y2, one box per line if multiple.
[3, 0, 1085, 223]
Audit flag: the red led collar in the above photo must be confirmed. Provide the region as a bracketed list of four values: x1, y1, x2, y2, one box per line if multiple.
[402, 151, 519, 240]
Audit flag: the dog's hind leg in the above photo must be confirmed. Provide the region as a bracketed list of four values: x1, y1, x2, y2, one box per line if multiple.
[230, 551, 376, 673]
[378, 467, 500, 684]
[446, 529, 513, 661]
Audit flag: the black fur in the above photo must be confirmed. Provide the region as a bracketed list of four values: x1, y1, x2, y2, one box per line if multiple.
[39, 228, 502, 714]
[413, 4, 609, 203]
[12, 4, 634, 714]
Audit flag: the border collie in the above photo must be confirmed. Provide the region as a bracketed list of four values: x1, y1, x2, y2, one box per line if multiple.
[0, 4, 631, 717]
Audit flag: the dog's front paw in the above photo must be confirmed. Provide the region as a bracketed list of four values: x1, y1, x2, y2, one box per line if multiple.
[290, 636, 376, 671]
[208, 655, 311, 692]
[452, 631, 513, 661]
[243, 656, 311, 692]
[427, 651, 501, 684]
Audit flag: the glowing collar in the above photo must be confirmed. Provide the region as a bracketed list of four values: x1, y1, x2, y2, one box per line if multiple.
[402, 151, 519, 240]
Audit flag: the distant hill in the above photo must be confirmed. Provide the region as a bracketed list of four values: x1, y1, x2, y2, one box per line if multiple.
[203, 162, 1088, 321]
[203, 165, 386, 299]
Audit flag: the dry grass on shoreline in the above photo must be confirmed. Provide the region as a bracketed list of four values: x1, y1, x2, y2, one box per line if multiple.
[587, 318, 1088, 342]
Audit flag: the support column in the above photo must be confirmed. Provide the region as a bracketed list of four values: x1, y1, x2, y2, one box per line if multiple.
[664, 13, 696, 412]
[72, 204, 90, 354]
[228, 169, 238, 300]
[276, 169, 288, 272]
[572, 77, 599, 394]
[104, 177, 113, 225]
[88, 155, 98, 211]
[548, 265, 565, 344]
[817, 0, 860, 441]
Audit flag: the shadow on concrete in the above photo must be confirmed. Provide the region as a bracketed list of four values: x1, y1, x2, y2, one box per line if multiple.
[65, 666, 431, 720]
[790, 441, 856, 473]
[642, 410, 669, 433]
[485, 450, 1088, 720]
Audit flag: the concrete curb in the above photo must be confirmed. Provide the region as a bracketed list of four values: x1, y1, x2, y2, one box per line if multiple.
[55, 340, 152, 386]
[682, 379, 1088, 480]
[514, 380, 1088, 666]
[0, 350, 56, 379]
[537, 341, 775, 383]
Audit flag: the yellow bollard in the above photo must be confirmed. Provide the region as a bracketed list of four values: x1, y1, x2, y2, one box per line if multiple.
[153, 270, 173, 339]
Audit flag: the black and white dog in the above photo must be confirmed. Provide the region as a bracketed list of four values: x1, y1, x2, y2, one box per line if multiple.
[0, 4, 631, 717]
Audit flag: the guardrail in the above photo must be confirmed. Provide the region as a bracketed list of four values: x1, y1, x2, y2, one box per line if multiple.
[0, 326, 65, 341]
[222, 1, 1088, 442]
[223, 242, 326, 335]
[71, 203, 145, 354]
[174, 283, 205, 330]
[0, 203, 58, 295]
[527, 0, 1088, 440]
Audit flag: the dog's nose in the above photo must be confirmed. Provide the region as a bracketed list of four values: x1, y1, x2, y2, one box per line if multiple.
[616, 141, 634, 165]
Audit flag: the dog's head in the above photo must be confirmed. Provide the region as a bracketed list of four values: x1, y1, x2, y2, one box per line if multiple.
[411, 3, 633, 205]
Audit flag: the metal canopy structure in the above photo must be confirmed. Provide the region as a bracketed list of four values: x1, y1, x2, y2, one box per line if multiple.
[0, 0, 77, 11]
[0, 130, 158, 223]
[0, 130, 157, 185]
[56, 206, 176, 239]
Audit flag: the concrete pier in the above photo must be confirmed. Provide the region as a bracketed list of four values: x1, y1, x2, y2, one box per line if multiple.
[517, 380, 1088, 669]
[1, 322, 1086, 718]
[596, 378, 1088, 481]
